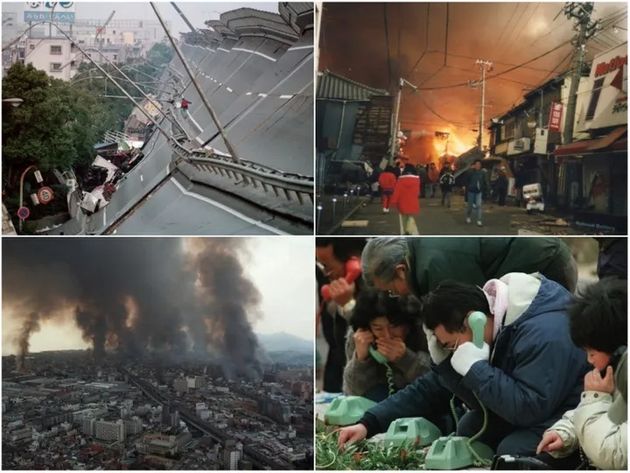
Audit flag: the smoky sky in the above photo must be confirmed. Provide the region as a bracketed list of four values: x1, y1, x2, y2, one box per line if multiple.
[3, 238, 263, 377]
[319, 2, 627, 144]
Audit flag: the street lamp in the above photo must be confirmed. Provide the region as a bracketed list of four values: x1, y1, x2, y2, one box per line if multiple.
[2, 98, 23, 108]
[18, 165, 42, 232]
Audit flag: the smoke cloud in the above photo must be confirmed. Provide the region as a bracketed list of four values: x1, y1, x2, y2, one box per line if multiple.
[3, 238, 263, 378]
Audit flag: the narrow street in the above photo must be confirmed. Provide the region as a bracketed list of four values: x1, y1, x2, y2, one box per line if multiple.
[333, 193, 586, 235]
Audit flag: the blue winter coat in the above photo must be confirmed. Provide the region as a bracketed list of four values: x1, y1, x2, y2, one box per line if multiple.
[360, 276, 589, 437]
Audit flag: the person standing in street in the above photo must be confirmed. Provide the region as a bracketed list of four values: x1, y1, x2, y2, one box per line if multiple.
[378, 166, 397, 213]
[465, 159, 488, 226]
[427, 162, 439, 198]
[496, 167, 509, 206]
[391, 166, 420, 235]
[439, 165, 455, 208]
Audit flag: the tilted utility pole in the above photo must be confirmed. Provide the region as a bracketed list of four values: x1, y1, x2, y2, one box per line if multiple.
[562, 2, 599, 144]
[389, 77, 418, 164]
[151, 2, 241, 164]
[470, 59, 493, 150]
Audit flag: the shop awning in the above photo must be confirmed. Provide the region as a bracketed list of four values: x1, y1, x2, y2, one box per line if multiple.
[553, 126, 627, 156]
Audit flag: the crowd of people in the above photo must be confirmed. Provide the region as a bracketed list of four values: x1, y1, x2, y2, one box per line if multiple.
[316, 237, 627, 470]
[369, 156, 511, 234]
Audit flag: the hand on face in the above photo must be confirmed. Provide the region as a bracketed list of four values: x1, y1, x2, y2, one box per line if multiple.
[584, 366, 615, 394]
[375, 337, 406, 362]
[353, 329, 375, 361]
[422, 324, 450, 365]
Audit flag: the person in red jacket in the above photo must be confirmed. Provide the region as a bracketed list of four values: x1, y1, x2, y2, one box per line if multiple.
[391, 166, 421, 235]
[378, 166, 397, 213]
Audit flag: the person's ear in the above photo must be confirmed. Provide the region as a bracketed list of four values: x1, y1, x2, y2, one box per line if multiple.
[394, 264, 406, 278]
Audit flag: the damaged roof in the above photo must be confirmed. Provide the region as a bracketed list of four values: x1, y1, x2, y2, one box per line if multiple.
[317, 70, 389, 101]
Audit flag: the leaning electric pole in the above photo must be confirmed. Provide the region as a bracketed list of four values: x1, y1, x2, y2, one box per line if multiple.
[562, 2, 599, 144]
[469, 59, 493, 150]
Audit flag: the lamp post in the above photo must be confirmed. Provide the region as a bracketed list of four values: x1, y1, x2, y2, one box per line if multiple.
[18, 165, 39, 232]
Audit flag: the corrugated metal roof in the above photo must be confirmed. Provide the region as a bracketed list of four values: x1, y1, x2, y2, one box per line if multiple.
[317, 70, 389, 101]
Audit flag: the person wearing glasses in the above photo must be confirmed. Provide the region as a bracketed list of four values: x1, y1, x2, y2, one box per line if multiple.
[316, 238, 367, 393]
[360, 237, 578, 299]
[343, 290, 430, 401]
[336, 273, 589, 458]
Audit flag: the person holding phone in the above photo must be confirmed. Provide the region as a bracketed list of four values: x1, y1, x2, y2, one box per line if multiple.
[536, 277, 627, 470]
[337, 273, 589, 458]
[316, 238, 367, 393]
[343, 290, 430, 401]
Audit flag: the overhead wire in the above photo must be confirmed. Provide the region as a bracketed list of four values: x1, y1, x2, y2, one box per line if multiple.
[416, 39, 573, 91]
[409, 3, 430, 74]
[383, 3, 392, 90]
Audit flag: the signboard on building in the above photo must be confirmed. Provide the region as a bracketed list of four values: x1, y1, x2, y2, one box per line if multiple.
[577, 43, 627, 131]
[24, 2, 75, 24]
[507, 137, 531, 156]
[533, 127, 549, 155]
[548, 102, 563, 132]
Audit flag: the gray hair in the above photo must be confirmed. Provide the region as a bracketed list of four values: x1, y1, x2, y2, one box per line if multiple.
[361, 238, 409, 285]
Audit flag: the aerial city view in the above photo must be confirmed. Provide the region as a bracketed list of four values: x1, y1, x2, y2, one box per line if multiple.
[2, 237, 314, 469]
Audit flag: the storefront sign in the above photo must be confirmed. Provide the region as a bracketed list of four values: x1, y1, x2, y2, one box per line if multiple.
[548, 102, 563, 132]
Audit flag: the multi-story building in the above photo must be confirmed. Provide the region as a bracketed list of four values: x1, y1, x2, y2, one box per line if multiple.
[553, 43, 627, 228]
[23, 37, 81, 81]
[223, 439, 243, 470]
[123, 416, 143, 436]
[490, 42, 627, 230]
[173, 377, 188, 395]
[94, 419, 125, 442]
[8, 426, 33, 442]
[489, 76, 566, 205]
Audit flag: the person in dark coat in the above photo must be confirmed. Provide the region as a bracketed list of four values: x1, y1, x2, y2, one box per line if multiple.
[496, 167, 509, 206]
[360, 237, 579, 298]
[343, 290, 430, 402]
[316, 238, 367, 393]
[439, 166, 455, 208]
[465, 159, 488, 226]
[337, 274, 590, 457]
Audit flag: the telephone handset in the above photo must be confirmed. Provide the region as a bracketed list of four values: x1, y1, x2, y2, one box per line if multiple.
[369, 345, 388, 365]
[320, 257, 361, 301]
[601, 345, 626, 377]
[467, 311, 487, 349]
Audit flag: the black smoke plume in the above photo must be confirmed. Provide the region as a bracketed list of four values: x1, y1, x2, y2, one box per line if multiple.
[3, 238, 262, 378]
[17, 312, 40, 371]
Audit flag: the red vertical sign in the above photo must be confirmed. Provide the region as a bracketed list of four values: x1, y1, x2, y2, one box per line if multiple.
[548, 102, 563, 132]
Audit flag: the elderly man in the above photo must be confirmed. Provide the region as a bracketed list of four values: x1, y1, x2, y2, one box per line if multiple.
[360, 237, 578, 298]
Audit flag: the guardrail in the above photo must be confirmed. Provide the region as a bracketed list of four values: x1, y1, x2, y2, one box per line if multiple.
[187, 152, 314, 207]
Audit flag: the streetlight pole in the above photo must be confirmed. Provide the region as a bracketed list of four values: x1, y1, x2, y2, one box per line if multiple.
[18, 165, 37, 232]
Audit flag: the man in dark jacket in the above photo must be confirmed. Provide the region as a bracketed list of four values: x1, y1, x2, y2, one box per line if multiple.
[337, 274, 590, 456]
[361, 237, 578, 298]
[465, 159, 488, 226]
[317, 238, 367, 392]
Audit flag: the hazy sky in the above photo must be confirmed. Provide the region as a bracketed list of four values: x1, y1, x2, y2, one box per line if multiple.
[4, 2, 278, 35]
[2, 237, 314, 355]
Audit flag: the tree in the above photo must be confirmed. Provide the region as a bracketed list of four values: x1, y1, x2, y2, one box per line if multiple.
[2, 64, 115, 195]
